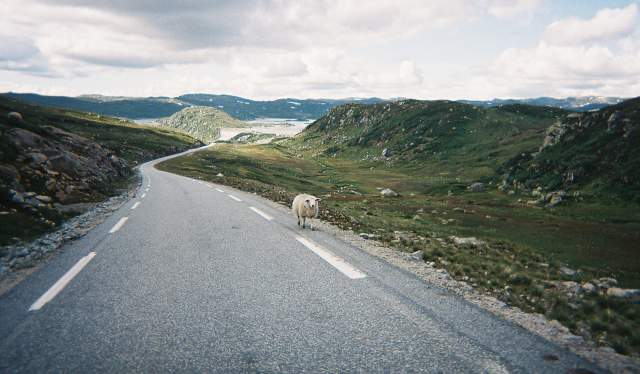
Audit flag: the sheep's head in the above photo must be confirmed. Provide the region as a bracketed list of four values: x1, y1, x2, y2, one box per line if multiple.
[304, 197, 322, 209]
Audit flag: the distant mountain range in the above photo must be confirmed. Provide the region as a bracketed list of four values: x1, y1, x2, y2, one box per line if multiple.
[0, 93, 384, 121]
[0, 92, 627, 121]
[459, 96, 625, 112]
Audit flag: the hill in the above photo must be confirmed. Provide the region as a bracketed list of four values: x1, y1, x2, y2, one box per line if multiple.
[0, 92, 385, 121]
[177, 94, 384, 120]
[0, 93, 186, 119]
[0, 96, 201, 245]
[501, 97, 640, 202]
[293, 100, 566, 184]
[157, 106, 248, 143]
[460, 96, 626, 112]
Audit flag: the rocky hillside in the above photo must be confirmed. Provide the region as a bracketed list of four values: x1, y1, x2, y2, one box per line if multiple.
[157, 106, 248, 143]
[295, 100, 566, 172]
[501, 97, 640, 202]
[0, 97, 202, 245]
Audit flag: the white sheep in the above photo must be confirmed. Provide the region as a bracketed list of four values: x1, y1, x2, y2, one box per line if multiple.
[292, 194, 322, 229]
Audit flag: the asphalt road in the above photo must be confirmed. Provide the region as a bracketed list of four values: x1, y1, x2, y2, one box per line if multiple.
[0, 146, 603, 373]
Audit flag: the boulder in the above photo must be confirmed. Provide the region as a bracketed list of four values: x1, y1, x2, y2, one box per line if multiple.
[451, 236, 486, 247]
[36, 195, 52, 203]
[380, 188, 398, 197]
[594, 277, 617, 289]
[7, 111, 23, 121]
[381, 148, 391, 157]
[8, 189, 24, 204]
[580, 282, 596, 293]
[607, 111, 622, 131]
[559, 281, 580, 294]
[606, 287, 640, 299]
[559, 266, 577, 276]
[468, 182, 484, 192]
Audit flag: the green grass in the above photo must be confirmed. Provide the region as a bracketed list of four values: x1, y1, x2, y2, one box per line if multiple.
[158, 142, 640, 356]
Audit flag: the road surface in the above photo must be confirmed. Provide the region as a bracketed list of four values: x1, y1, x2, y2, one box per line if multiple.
[0, 147, 602, 373]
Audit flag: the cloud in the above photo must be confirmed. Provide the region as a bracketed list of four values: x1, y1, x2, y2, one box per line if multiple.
[486, 3, 640, 98]
[543, 3, 638, 46]
[486, 0, 542, 19]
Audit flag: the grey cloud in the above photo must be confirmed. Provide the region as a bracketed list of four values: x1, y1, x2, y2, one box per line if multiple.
[34, 0, 269, 49]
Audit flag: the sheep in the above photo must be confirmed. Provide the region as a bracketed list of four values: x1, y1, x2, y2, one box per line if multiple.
[292, 194, 322, 229]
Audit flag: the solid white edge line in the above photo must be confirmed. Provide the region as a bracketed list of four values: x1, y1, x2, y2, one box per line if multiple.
[141, 193, 146, 198]
[215, 188, 224, 193]
[249, 206, 273, 221]
[131, 202, 140, 210]
[29, 252, 97, 311]
[228, 194, 242, 202]
[296, 237, 366, 279]
[109, 217, 129, 233]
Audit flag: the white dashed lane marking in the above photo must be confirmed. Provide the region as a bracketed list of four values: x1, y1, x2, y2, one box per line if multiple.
[249, 207, 273, 221]
[29, 252, 97, 311]
[228, 194, 242, 202]
[296, 237, 366, 280]
[215, 188, 224, 193]
[141, 193, 146, 199]
[131, 202, 140, 210]
[109, 217, 128, 234]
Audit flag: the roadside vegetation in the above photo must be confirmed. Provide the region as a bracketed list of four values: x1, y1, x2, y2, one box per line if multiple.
[158, 98, 640, 357]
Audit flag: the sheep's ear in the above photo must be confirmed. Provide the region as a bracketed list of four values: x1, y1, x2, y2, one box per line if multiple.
[305, 199, 310, 203]
[316, 198, 322, 202]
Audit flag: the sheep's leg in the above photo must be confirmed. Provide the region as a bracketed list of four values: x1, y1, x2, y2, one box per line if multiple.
[302, 217, 306, 229]
[297, 215, 300, 226]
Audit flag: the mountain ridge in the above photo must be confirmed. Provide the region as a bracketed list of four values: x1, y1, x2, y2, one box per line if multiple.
[1, 92, 627, 121]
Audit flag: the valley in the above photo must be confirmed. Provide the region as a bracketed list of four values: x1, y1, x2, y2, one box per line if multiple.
[158, 98, 640, 357]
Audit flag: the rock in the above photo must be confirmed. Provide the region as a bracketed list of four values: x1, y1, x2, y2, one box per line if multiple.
[381, 148, 390, 157]
[532, 186, 543, 197]
[594, 277, 617, 289]
[606, 287, 640, 299]
[380, 188, 399, 197]
[580, 282, 596, 293]
[559, 266, 577, 276]
[452, 207, 464, 213]
[7, 111, 23, 121]
[607, 110, 622, 131]
[526, 199, 542, 206]
[559, 281, 580, 294]
[27, 152, 48, 165]
[450, 236, 486, 247]
[545, 190, 566, 207]
[216, 173, 224, 177]
[8, 189, 25, 204]
[547, 194, 563, 207]
[359, 233, 378, 240]
[468, 182, 485, 192]
[410, 250, 423, 261]
[36, 195, 52, 203]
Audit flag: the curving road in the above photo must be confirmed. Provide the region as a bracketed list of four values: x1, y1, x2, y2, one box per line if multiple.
[0, 147, 602, 373]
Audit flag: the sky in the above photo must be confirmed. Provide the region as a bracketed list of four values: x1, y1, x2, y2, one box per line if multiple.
[0, 0, 639, 100]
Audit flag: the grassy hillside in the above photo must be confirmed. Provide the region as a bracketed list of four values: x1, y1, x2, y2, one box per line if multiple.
[158, 98, 640, 356]
[0, 96, 202, 244]
[157, 106, 249, 143]
[502, 97, 640, 202]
